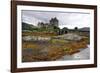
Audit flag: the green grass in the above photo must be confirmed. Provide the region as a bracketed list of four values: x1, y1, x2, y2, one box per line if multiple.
[50, 39, 68, 44]
[63, 48, 71, 51]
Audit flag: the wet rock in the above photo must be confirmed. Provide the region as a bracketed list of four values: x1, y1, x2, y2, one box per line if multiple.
[22, 36, 51, 41]
[54, 33, 82, 41]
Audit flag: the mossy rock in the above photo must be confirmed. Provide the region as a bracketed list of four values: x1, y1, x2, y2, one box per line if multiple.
[63, 48, 70, 51]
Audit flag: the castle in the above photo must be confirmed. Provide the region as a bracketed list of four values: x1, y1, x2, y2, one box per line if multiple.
[38, 17, 59, 28]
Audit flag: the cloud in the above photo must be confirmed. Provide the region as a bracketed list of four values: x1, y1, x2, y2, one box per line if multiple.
[22, 10, 91, 29]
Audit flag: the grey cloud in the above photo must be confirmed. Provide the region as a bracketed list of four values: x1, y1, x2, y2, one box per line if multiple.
[22, 10, 91, 29]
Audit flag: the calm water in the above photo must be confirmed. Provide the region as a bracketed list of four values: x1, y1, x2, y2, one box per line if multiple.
[57, 45, 90, 60]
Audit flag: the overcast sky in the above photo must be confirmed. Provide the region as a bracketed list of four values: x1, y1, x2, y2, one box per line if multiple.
[22, 10, 91, 29]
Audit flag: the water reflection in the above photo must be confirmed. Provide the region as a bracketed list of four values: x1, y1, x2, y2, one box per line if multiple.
[57, 45, 90, 60]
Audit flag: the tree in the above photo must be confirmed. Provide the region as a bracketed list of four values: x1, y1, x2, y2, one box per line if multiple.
[54, 26, 60, 30]
[75, 27, 78, 30]
[52, 26, 60, 34]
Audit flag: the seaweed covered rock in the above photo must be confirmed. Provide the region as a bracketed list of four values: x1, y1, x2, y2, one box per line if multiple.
[54, 33, 82, 41]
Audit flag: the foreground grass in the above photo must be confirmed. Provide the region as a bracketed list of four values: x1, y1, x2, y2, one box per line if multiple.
[22, 36, 89, 62]
[22, 32, 57, 37]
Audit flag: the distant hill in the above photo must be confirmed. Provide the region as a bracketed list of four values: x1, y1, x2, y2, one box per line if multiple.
[79, 27, 90, 32]
[22, 22, 35, 30]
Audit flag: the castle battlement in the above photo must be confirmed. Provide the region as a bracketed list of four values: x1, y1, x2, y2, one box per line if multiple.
[38, 17, 59, 28]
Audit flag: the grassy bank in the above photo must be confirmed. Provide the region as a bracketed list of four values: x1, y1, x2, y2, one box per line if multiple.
[22, 36, 89, 62]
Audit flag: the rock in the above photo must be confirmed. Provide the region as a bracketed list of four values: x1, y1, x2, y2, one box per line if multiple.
[22, 36, 51, 41]
[22, 36, 33, 41]
[55, 33, 82, 41]
[63, 34, 82, 41]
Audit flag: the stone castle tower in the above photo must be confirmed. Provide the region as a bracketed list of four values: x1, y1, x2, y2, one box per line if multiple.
[38, 17, 59, 28]
[50, 17, 58, 27]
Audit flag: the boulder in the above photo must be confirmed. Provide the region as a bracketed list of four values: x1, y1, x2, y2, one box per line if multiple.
[55, 33, 82, 41]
